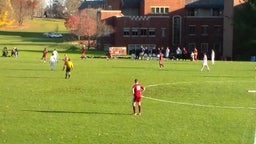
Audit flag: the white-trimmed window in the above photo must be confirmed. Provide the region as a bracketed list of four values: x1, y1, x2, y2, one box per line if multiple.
[151, 6, 169, 14]
[131, 28, 138, 37]
[123, 28, 130, 37]
[172, 16, 182, 45]
[140, 28, 147, 37]
[149, 28, 156, 37]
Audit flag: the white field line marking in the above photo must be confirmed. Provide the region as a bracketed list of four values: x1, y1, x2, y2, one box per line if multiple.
[142, 96, 256, 110]
[146, 81, 255, 88]
[248, 90, 256, 93]
[254, 129, 256, 144]
[144, 81, 256, 110]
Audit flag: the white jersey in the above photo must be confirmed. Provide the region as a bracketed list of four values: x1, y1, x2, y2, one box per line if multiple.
[202, 55, 208, 66]
[53, 50, 58, 60]
[50, 55, 56, 63]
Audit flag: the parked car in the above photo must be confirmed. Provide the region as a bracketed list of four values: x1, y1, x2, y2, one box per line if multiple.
[43, 32, 63, 38]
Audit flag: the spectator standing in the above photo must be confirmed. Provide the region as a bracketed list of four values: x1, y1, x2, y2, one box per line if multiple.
[176, 47, 182, 60]
[182, 47, 188, 61]
[165, 47, 170, 58]
[211, 49, 215, 65]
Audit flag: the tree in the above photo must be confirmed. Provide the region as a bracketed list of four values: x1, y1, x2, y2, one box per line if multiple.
[12, 0, 29, 26]
[11, 0, 39, 26]
[64, 15, 80, 33]
[65, 0, 82, 16]
[0, 0, 15, 27]
[78, 10, 97, 49]
[27, 0, 39, 19]
[65, 10, 97, 49]
[233, 0, 256, 55]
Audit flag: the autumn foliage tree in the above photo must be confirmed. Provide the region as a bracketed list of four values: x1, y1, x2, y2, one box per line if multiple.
[0, 0, 15, 27]
[64, 15, 80, 33]
[0, 0, 39, 27]
[65, 10, 97, 49]
[12, 0, 39, 25]
[27, 0, 39, 19]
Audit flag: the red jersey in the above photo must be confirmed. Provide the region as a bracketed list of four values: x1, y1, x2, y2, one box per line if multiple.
[159, 53, 164, 61]
[132, 83, 145, 97]
[43, 50, 48, 57]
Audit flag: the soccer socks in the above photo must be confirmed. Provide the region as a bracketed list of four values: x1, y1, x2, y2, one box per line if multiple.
[133, 104, 141, 115]
[138, 105, 141, 114]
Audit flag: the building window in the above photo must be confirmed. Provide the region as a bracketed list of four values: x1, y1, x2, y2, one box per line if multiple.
[201, 43, 208, 53]
[151, 7, 155, 14]
[213, 9, 223, 16]
[198, 9, 211, 17]
[132, 28, 138, 37]
[161, 8, 165, 13]
[149, 28, 155, 37]
[187, 9, 197, 16]
[151, 6, 169, 14]
[123, 28, 130, 37]
[156, 8, 160, 13]
[214, 25, 222, 35]
[161, 28, 166, 37]
[188, 25, 196, 36]
[165, 8, 169, 13]
[201, 25, 208, 36]
[213, 43, 221, 53]
[188, 43, 196, 52]
[140, 28, 147, 37]
[172, 16, 182, 45]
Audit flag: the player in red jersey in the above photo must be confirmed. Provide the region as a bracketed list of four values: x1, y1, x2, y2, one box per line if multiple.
[41, 48, 48, 63]
[132, 79, 145, 115]
[159, 51, 164, 68]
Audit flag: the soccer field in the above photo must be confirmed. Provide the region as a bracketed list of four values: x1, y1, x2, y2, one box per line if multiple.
[0, 53, 256, 144]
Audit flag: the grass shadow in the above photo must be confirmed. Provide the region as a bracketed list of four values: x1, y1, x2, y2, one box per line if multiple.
[0, 31, 64, 43]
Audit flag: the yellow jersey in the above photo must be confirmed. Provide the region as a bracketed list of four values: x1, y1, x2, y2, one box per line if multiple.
[66, 61, 73, 69]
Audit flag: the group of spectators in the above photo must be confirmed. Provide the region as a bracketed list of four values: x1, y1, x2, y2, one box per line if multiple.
[129, 46, 200, 61]
[2, 47, 18, 58]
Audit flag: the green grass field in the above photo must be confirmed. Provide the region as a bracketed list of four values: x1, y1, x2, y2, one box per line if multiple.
[1, 18, 256, 144]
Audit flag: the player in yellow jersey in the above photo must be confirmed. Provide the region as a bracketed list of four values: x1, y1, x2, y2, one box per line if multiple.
[63, 58, 73, 79]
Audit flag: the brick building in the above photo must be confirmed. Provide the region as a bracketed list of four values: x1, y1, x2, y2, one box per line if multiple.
[80, 0, 242, 59]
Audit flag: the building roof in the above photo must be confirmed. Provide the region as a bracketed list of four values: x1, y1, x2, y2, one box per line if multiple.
[185, 0, 224, 9]
[121, 0, 143, 9]
[78, 0, 106, 10]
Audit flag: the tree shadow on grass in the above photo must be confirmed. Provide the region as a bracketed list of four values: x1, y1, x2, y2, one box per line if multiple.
[22, 110, 131, 116]
[0, 31, 64, 43]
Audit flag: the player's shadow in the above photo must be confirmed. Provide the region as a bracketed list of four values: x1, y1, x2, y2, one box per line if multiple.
[22, 110, 131, 116]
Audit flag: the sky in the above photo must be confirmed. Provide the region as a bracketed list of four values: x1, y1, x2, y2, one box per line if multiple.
[44, 0, 67, 8]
